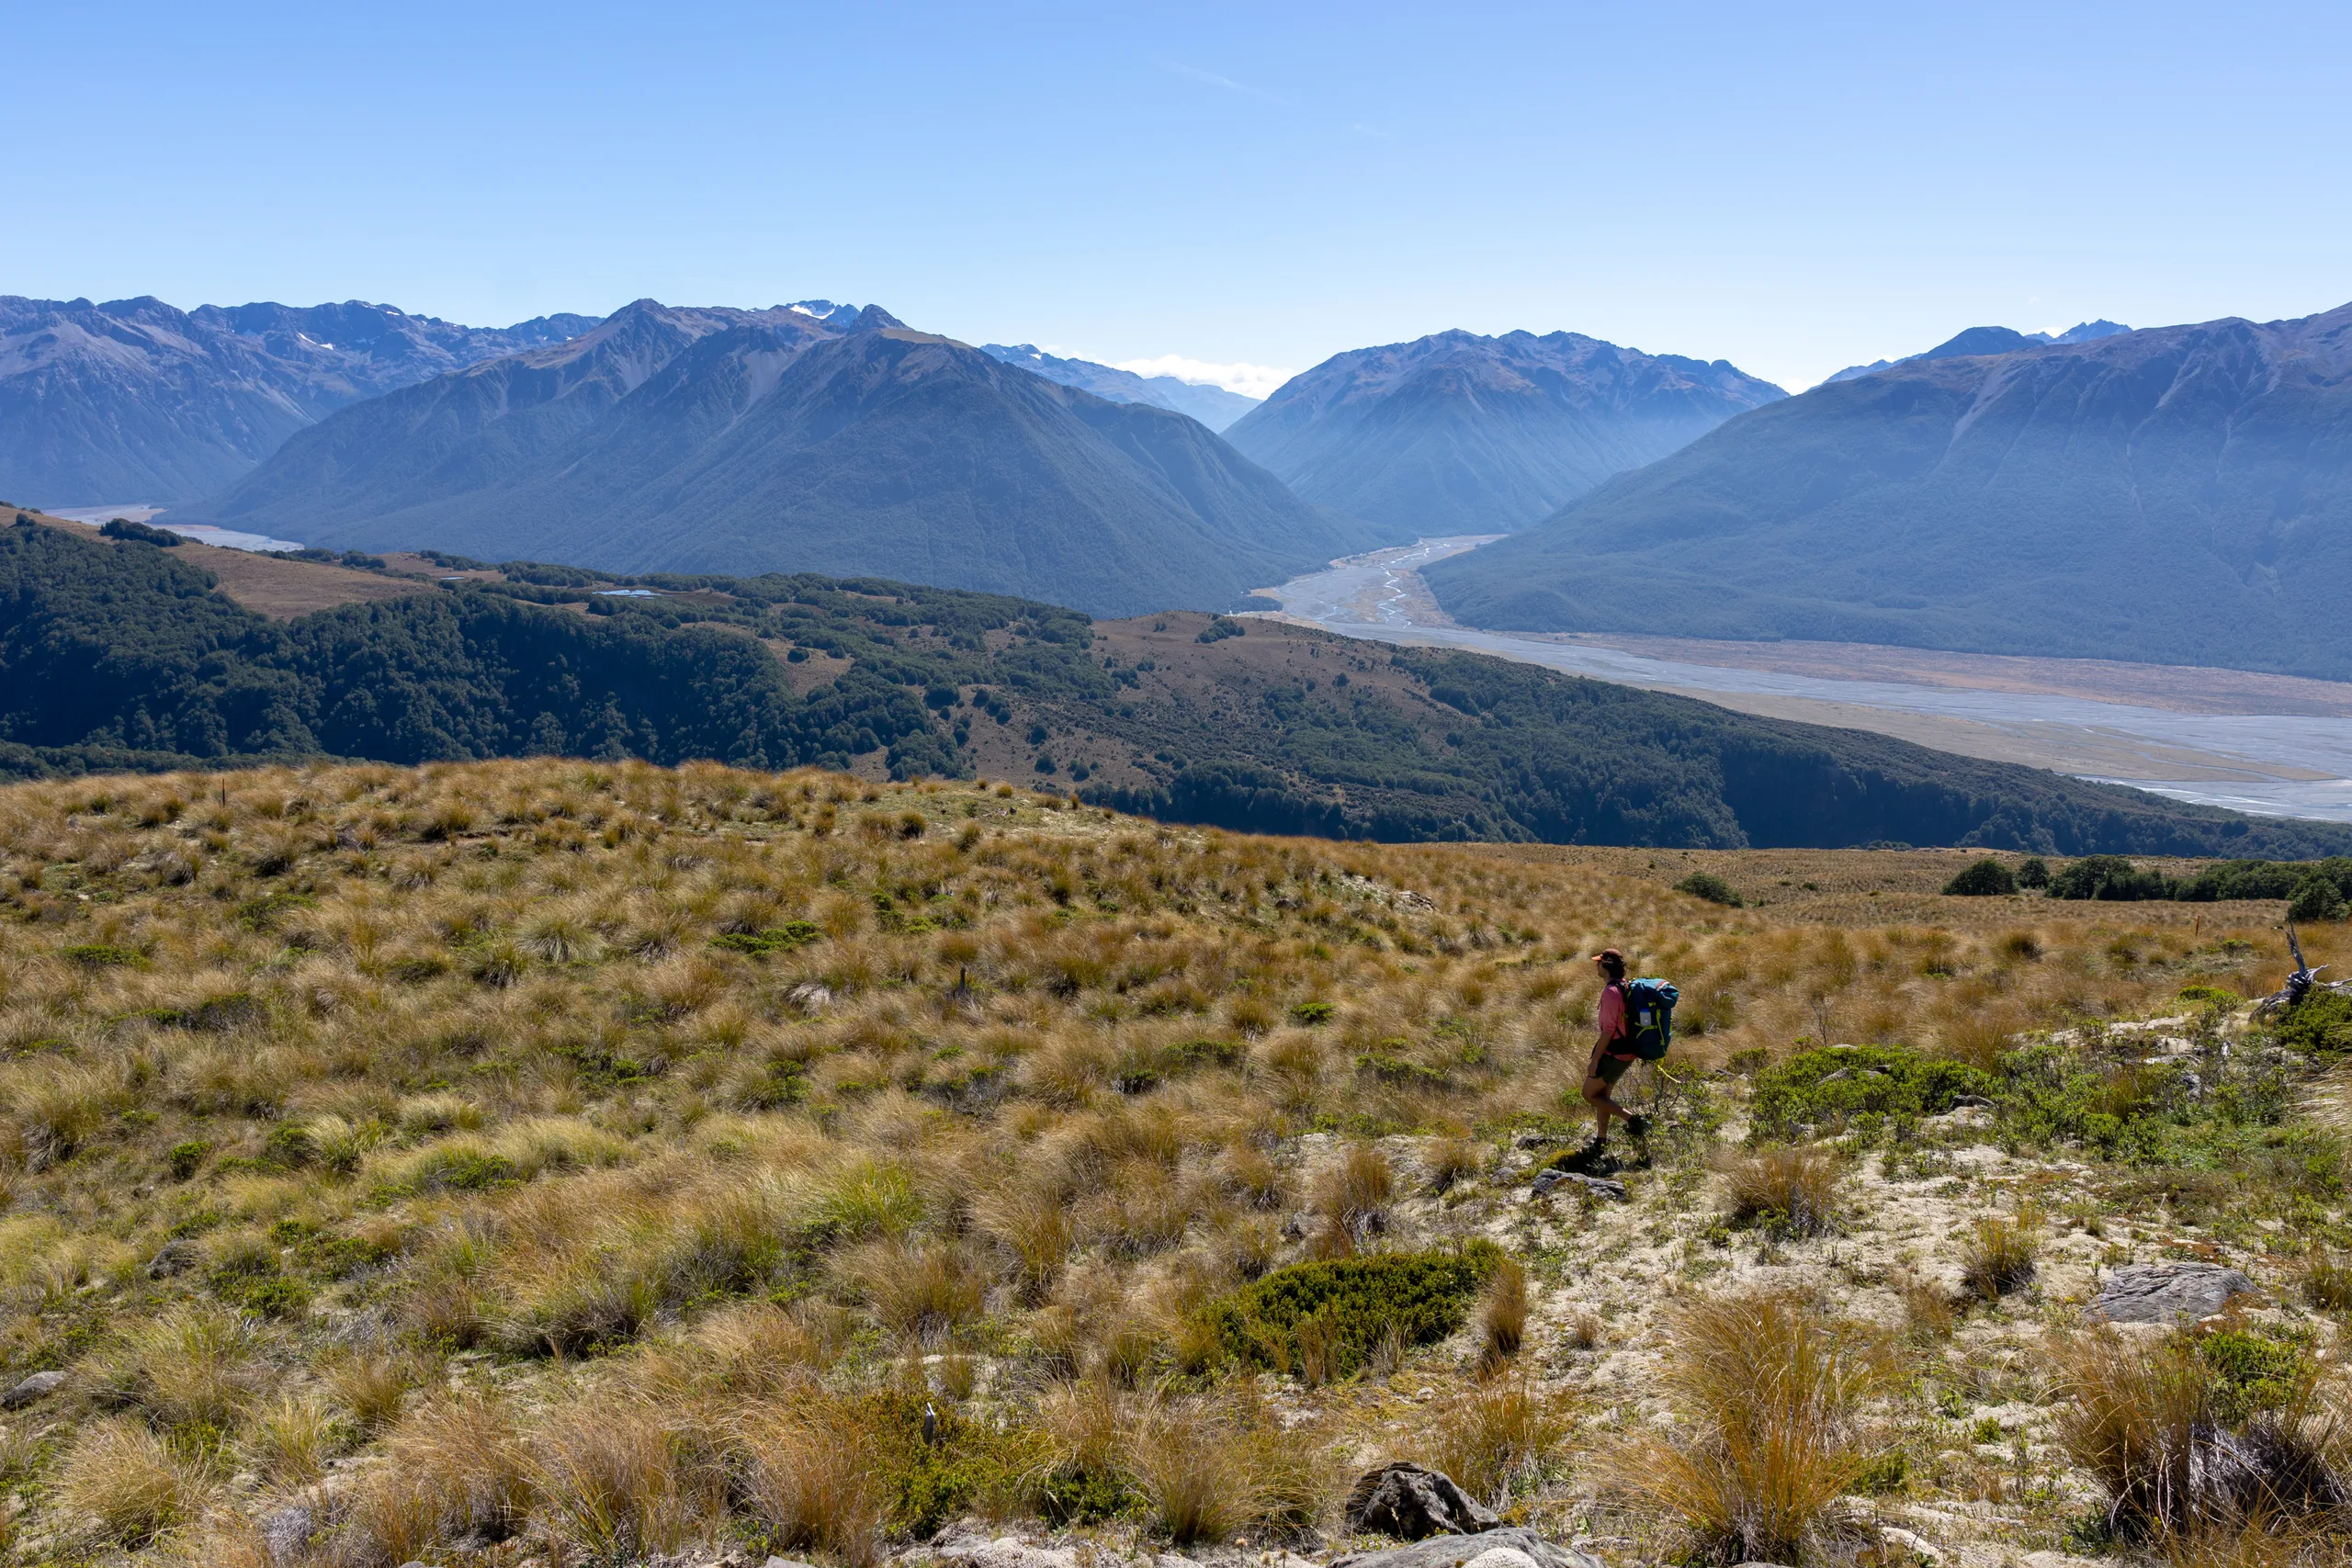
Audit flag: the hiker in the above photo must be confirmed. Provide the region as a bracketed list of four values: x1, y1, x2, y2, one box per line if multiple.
[1581, 949, 1650, 1144]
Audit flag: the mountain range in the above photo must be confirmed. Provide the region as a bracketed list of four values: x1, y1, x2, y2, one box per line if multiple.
[1425, 302, 2352, 681]
[181, 300, 1396, 617]
[1220, 329, 1785, 534]
[1823, 319, 2131, 383]
[0, 296, 597, 505]
[979, 344, 1258, 431]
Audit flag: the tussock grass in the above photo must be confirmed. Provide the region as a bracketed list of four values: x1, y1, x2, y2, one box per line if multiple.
[1959, 1214, 2041, 1301]
[1425, 1380, 1569, 1506]
[1607, 1290, 1895, 1564]
[54, 1417, 212, 1546]
[2054, 1330, 2349, 1540]
[1720, 1145, 1843, 1237]
[0, 759, 2332, 1562]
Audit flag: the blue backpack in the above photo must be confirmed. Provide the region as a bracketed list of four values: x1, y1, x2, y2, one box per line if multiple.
[1622, 978, 1679, 1060]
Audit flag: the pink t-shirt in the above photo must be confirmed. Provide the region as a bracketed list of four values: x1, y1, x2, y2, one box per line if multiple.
[1597, 983, 1626, 1047]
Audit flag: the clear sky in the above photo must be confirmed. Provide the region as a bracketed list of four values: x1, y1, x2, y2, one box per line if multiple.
[7, 0, 2349, 392]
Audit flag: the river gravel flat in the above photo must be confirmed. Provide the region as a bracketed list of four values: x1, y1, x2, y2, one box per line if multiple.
[1266, 537, 2352, 824]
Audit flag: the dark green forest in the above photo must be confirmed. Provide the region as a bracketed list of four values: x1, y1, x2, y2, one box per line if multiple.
[6, 517, 2351, 856]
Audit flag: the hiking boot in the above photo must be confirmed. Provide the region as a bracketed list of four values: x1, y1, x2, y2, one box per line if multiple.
[1625, 1114, 1652, 1139]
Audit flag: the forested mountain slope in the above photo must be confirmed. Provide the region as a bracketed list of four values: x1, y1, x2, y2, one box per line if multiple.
[184, 304, 1385, 617]
[1427, 302, 2352, 680]
[7, 514, 2349, 855]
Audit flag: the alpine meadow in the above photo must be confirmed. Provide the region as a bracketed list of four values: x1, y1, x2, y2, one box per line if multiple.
[0, 760, 2348, 1568]
[9, 9, 2352, 1568]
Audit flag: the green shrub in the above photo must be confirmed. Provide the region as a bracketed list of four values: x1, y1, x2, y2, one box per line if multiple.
[62, 942, 143, 968]
[1289, 1000, 1333, 1025]
[712, 920, 824, 955]
[2175, 985, 2237, 1010]
[100, 517, 185, 547]
[1674, 871, 1743, 907]
[2275, 991, 2352, 1055]
[1198, 1241, 1501, 1378]
[166, 1140, 209, 1180]
[1748, 1044, 1993, 1139]
[2197, 1329, 2308, 1422]
[2015, 857, 2050, 889]
[2047, 856, 2175, 901]
[1943, 858, 2017, 897]
[2287, 872, 2348, 923]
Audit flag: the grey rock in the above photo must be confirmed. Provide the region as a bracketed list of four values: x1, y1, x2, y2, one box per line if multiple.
[1331, 1526, 1603, 1568]
[1531, 1169, 1628, 1201]
[2087, 1262, 2256, 1324]
[1, 1370, 65, 1409]
[258, 1503, 314, 1566]
[146, 1238, 199, 1279]
[764, 1559, 822, 1568]
[1344, 1461, 1499, 1540]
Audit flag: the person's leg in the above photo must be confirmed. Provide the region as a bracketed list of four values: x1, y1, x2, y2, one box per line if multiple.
[1585, 1055, 1632, 1141]
[1582, 1074, 1614, 1141]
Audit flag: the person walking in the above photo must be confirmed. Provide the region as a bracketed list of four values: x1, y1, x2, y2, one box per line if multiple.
[1581, 949, 1649, 1145]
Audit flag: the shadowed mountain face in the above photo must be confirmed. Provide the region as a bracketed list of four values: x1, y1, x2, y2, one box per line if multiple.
[0, 296, 595, 505]
[1425, 303, 2352, 681]
[980, 344, 1259, 432]
[1221, 329, 1785, 534]
[187, 303, 1397, 617]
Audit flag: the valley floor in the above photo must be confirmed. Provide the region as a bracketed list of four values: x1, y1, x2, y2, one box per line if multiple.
[1269, 541, 2352, 823]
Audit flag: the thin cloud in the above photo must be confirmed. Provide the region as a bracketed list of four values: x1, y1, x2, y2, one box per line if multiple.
[1162, 60, 1289, 106]
[1113, 354, 1294, 400]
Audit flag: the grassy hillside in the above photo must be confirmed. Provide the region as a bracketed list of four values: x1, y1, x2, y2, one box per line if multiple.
[10, 516, 2352, 858]
[0, 761, 2345, 1565]
[1426, 303, 2352, 679]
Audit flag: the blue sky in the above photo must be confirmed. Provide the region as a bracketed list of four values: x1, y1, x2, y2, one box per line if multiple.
[7, 1, 2349, 391]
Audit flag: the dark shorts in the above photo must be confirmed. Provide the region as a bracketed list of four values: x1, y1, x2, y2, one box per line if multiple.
[1593, 1052, 1635, 1088]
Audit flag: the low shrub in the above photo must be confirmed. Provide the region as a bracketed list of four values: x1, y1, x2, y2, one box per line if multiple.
[1944, 858, 2018, 897]
[1747, 1044, 1993, 1139]
[62, 942, 143, 968]
[1674, 871, 1743, 907]
[1197, 1241, 1502, 1379]
[2016, 856, 2051, 888]
[713, 920, 825, 956]
[2273, 992, 2352, 1055]
[2197, 1329, 2310, 1424]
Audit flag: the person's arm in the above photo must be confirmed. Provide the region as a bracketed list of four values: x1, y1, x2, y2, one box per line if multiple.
[1587, 985, 1623, 1077]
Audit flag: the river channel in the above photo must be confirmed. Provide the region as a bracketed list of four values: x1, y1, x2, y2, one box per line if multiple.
[1266, 538, 2352, 825]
